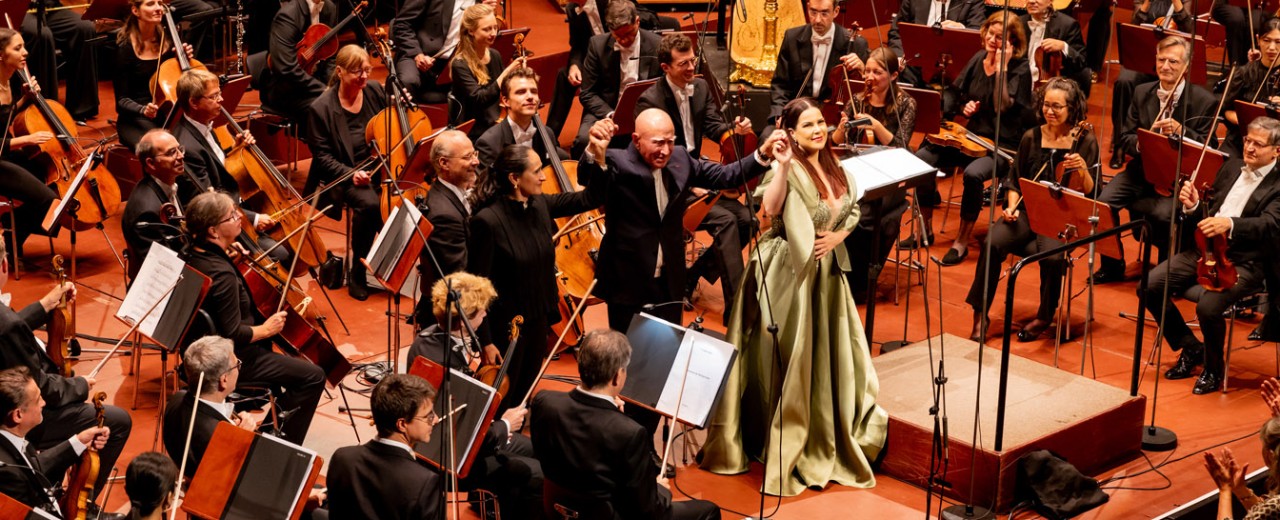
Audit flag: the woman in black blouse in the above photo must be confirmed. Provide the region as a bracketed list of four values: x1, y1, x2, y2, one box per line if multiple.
[1223, 17, 1280, 157]
[966, 77, 1098, 342]
[114, 0, 194, 151]
[0, 28, 60, 257]
[182, 191, 326, 443]
[450, 3, 526, 140]
[305, 44, 387, 300]
[909, 11, 1034, 266]
[468, 145, 602, 411]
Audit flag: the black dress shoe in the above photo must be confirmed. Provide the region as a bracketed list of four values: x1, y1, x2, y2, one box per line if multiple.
[1109, 151, 1126, 170]
[1164, 349, 1203, 380]
[940, 247, 968, 266]
[898, 232, 934, 250]
[1090, 268, 1125, 285]
[1016, 318, 1052, 342]
[85, 503, 126, 520]
[1250, 326, 1266, 341]
[1193, 372, 1223, 394]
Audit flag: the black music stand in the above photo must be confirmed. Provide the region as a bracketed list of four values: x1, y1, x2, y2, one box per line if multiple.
[1116, 23, 1208, 85]
[183, 423, 322, 520]
[408, 356, 501, 479]
[364, 199, 433, 373]
[1137, 128, 1227, 195]
[898, 23, 983, 87]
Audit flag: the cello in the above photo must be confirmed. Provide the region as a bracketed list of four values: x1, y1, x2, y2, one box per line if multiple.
[536, 113, 598, 348]
[365, 27, 434, 220]
[150, 2, 206, 115]
[61, 392, 106, 520]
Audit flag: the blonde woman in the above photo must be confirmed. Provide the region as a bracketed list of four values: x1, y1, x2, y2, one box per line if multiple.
[449, 3, 526, 139]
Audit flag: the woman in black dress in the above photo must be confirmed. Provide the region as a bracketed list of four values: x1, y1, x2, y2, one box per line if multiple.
[467, 145, 603, 411]
[305, 44, 387, 300]
[114, 0, 194, 151]
[967, 77, 1098, 342]
[450, 3, 526, 140]
[0, 28, 60, 257]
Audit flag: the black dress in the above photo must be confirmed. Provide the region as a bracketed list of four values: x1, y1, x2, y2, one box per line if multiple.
[468, 189, 602, 412]
[1224, 59, 1280, 156]
[0, 78, 59, 251]
[113, 41, 172, 151]
[450, 48, 504, 140]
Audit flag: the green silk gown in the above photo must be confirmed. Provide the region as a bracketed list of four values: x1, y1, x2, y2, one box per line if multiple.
[700, 160, 888, 496]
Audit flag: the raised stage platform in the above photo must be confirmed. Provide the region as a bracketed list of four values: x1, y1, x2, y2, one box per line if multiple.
[873, 334, 1147, 512]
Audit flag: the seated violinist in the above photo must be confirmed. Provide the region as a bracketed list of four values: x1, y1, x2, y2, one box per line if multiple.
[449, 3, 527, 140]
[1020, 0, 1092, 98]
[181, 191, 325, 443]
[327, 373, 443, 519]
[474, 67, 570, 167]
[1222, 18, 1280, 157]
[0, 28, 61, 260]
[571, 0, 663, 156]
[0, 238, 132, 513]
[1106, 0, 1193, 169]
[162, 336, 260, 477]
[122, 129, 186, 282]
[257, 0, 338, 128]
[0, 367, 116, 519]
[766, 0, 869, 135]
[406, 272, 544, 517]
[174, 69, 287, 265]
[1142, 117, 1280, 395]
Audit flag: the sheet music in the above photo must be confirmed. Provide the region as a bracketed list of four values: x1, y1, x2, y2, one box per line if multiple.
[366, 201, 422, 280]
[115, 244, 184, 338]
[654, 329, 736, 427]
[42, 149, 96, 232]
[842, 147, 936, 201]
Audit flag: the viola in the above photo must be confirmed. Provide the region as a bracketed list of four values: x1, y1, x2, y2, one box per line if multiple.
[537, 112, 600, 349]
[61, 392, 106, 520]
[287, 1, 368, 75]
[1194, 189, 1238, 292]
[11, 69, 122, 231]
[475, 316, 522, 399]
[1058, 122, 1095, 194]
[365, 27, 434, 221]
[926, 120, 993, 158]
[46, 255, 76, 378]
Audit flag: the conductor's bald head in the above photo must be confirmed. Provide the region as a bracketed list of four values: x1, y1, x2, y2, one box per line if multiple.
[633, 108, 677, 169]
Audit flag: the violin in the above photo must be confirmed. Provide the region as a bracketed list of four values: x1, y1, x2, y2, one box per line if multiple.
[718, 85, 758, 164]
[1035, 45, 1064, 87]
[365, 27, 434, 220]
[926, 120, 994, 158]
[11, 69, 122, 231]
[538, 112, 599, 349]
[151, 3, 206, 114]
[1059, 122, 1095, 194]
[61, 392, 106, 520]
[1194, 188, 1238, 291]
[475, 316, 522, 399]
[46, 255, 76, 378]
[287, 1, 368, 75]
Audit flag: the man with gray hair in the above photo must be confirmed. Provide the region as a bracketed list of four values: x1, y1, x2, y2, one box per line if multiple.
[1142, 116, 1280, 395]
[162, 336, 259, 477]
[122, 129, 186, 282]
[571, 0, 663, 156]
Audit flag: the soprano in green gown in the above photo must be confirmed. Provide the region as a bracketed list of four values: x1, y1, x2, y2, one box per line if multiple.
[700, 160, 888, 497]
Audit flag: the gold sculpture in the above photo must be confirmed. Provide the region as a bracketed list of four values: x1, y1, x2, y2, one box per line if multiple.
[730, 0, 806, 87]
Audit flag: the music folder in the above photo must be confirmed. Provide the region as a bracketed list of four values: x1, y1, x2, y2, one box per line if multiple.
[1136, 128, 1226, 194]
[114, 244, 211, 351]
[183, 423, 321, 520]
[842, 147, 938, 203]
[409, 357, 500, 479]
[364, 201, 432, 293]
[621, 313, 737, 429]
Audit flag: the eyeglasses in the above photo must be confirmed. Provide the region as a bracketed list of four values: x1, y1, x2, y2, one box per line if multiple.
[230, 359, 243, 371]
[343, 66, 374, 77]
[807, 7, 834, 17]
[1042, 102, 1068, 111]
[159, 145, 185, 158]
[671, 58, 698, 69]
[200, 90, 224, 102]
[1244, 137, 1275, 149]
[218, 212, 242, 225]
[413, 410, 439, 425]
[444, 151, 480, 161]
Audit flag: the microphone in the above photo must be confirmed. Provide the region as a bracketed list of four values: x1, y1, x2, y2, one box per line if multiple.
[642, 300, 689, 312]
[89, 147, 106, 170]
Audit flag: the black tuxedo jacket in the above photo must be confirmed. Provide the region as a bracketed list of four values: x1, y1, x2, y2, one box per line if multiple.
[0, 434, 77, 513]
[161, 391, 232, 478]
[531, 389, 671, 520]
[328, 441, 442, 520]
[578, 144, 767, 305]
[1019, 12, 1088, 78]
[263, 0, 338, 105]
[392, 0, 462, 62]
[474, 119, 568, 168]
[1118, 81, 1217, 159]
[121, 175, 169, 281]
[888, 0, 987, 56]
[1193, 159, 1280, 263]
[566, 0, 609, 70]
[635, 77, 731, 156]
[0, 304, 86, 409]
[420, 180, 470, 296]
[769, 24, 870, 121]
[173, 118, 258, 220]
[579, 29, 664, 121]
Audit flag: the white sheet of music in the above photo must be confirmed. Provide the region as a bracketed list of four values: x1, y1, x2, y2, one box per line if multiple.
[842, 147, 936, 202]
[366, 201, 423, 281]
[115, 244, 184, 338]
[654, 329, 736, 427]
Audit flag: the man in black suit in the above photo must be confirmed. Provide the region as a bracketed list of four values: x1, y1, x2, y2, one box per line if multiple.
[391, 0, 469, 104]
[887, 0, 986, 85]
[475, 67, 569, 167]
[327, 373, 443, 519]
[1093, 35, 1217, 283]
[531, 329, 720, 520]
[0, 239, 132, 505]
[1021, 0, 1093, 97]
[766, 0, 870, 132]
[573, 0, 664, 156]
[636, 33, 755, 312]
[162, 336, 259, 477]
[21, 0, 102, 122]
[0, 367, 112, 517]
[1107, 0, 1194, 169]
[122, 130, 186, 282]
[416, 130, 480, 327]
[1142, 117, 1280, 394]
[258, 0, 338, 127]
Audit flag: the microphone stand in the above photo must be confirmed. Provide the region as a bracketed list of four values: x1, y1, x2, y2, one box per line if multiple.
[923, 255, 951, 519]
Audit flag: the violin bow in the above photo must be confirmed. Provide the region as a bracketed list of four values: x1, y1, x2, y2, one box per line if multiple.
[518, 279, 598, 409]
[88, 275, 184, 379]
[1189, 66, 1237, 190]
[658, 344, 696, 483]
[170, 373, 205, 520]
[274, 205, 331, 315]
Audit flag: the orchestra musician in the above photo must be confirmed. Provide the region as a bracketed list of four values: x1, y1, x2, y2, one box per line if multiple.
[966, 77, 1098, 343]
[305, 45, 386, 302]
[0, 236, 133, 508]
[1020, 0, 1092, 97]
[572, 0, 663, 156]
[20, 0, 102, 122]
[468, 145, 604, 411]
[886, 0, 986, 86]
[326, 373, 443, 520]
[161, 336, 260, 478]
[0, 367, 115, 519]
[1211, 0, 1271, 66]
[531, 329, 722, 520]
[449, 3, 527, 139]
[121, 129, 186, 282]
[390, 0, 501, 104]
[1141, 117, 1280, 395]
[766, 0, 870, 134]
[1107, 0, 1194, 169]
[174, 69, 288, 265]
[831, 47, 919, 300]
[123, 452, 177, 520]
[1222, 17, 1280, 157]
[474, 67, 570, 167]
[113, 0, 196, 151]
[181, 191, 326, 443]
[258, 0, 338, 129]
[906, 11, 1034, 266]
[406, 272, 545, 517]
[0, 28, 59, 259]
[636, 32, 754, 311]
[1092, 35, 1217, 284]
[415, 130, 480, 326]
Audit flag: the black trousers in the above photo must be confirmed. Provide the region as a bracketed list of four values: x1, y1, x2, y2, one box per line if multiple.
[847, 191, 909, 298]
[22, 9, 99, 119]
[29, 402, 133, 497]
[116, 111, 166, 153]
[394, 57, 451, 105]
[321, 183, 382, 273]
[1212, 1, 1264, 66]
[0, 160, 58, 251]
[546, 67, 578, 140]
[915, 145, 1003, 222]
[1084, 1, 1113, 72]
[499, 311, 550, 414]
[1096, 164, 1176, 274]
[965, 211, 1067, 320]
[688, 197, 754, 310]
[670, 496, 721, 520]
[168, 0, 219, 61]
[1143, 251, 1265, 377]
[236, 344, 326, 443]
[463, 433, 545, 519]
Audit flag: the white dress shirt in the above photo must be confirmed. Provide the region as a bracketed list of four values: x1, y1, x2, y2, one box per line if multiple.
[616, 40, 641, 92]
[666, 76, 697, 153]
[373, 437, 416, 457]
[582, 0, 605, 36]
[509, 118, 536, 148]
[810, 26, 836, 97]
[926, 0, 949, 26]
[184, 115, 225, 164]
[438, 0, 478, 59]
[1216, 161, 1276, 236]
